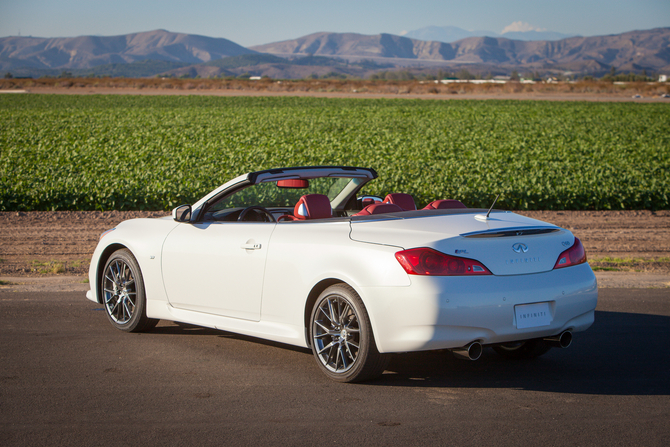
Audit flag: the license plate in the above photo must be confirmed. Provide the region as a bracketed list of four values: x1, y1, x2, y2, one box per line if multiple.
[515, 302, 552, 329]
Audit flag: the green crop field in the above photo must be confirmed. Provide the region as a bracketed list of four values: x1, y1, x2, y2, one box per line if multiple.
[1, 94, 668, 211]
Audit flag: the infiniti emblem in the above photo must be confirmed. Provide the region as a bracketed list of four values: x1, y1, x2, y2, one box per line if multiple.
[512, 243, 528, 253]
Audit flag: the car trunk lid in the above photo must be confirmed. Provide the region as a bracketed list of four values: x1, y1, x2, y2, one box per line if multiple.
[349, 210, 573, 276]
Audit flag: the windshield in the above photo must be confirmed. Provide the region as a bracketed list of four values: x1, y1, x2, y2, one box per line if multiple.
[207, 177, 358, 213]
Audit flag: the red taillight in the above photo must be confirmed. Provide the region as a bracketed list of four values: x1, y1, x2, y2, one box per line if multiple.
[553, 237, 587, 269]
[395, 248, 492, 276]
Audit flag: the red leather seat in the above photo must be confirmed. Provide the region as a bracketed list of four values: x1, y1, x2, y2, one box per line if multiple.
[383, 193, 416, 211]
[353, 203, 403, 216]
[280, 194, 332, 221]
[423, 199, 467, 210]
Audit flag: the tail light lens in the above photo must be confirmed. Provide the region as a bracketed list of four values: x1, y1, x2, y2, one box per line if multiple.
[395, 247, 492, 276]
[553, 237, 587, 269]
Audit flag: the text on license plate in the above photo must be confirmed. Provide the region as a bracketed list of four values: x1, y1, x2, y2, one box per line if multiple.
[515, 302, 552, 329]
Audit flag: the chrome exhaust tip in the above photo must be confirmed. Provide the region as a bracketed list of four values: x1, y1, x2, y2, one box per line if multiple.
[451, 341, 483, 361]
[543, 331, 572, 349]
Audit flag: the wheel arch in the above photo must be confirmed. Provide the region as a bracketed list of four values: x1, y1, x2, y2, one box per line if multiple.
[303, 278, 346, 347]
[94, 243, 130, 304]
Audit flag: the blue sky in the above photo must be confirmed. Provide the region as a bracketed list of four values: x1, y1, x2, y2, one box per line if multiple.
[1, 0, 668, 46]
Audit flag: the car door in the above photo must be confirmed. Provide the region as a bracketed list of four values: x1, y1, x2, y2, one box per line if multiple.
[161, 220, 276, 321]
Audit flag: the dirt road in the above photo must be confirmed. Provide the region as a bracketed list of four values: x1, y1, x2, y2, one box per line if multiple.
[0, 210, 668, 288]
[6, 85, 670, 102]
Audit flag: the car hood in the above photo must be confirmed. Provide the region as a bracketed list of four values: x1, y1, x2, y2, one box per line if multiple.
[349, 210, 572, 276]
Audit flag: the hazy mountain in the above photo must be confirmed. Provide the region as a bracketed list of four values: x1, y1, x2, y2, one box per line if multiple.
[402, 26, 498, 43]
[250, 32, 454, 60]
[402, 25, 575, 43]
[251, 28, 670, 73]
[501, 30, 577, 41]
[2, 28, 668, 79]
[0, 29, 256, 71]
[160, 54, 385, 79]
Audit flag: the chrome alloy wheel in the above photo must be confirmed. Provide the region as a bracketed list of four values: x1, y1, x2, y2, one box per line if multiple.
[103, 259, 137, 325]
[312, 295, 361, 373]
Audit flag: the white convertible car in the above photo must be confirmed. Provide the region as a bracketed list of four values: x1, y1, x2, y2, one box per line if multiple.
[87, 166, 598, 382]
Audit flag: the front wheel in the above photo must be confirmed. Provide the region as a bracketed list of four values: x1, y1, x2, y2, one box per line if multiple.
[310, 284, 389, 382]
[102, 249, 158, 333]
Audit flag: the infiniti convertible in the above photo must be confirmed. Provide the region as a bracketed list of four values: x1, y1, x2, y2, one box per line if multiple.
[87, 166, 598, 382]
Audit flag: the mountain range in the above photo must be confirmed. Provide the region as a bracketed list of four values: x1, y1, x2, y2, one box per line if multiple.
[250, 28, 670, 73]
[1, 27, 668, 79]
[0, 29, 253, 70]
[401, 25, 575, 43]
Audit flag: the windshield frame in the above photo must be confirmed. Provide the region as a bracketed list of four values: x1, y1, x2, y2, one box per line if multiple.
[191, 166, 377, 223]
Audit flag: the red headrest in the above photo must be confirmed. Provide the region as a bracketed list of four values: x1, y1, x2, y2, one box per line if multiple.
[353, 203, 403, 216]
[383, 193, 416, 211]
[293, 194, 332, 220]
[423, 199, 467, 210]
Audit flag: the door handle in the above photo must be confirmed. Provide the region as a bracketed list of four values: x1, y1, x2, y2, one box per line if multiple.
[240, 243, 262, 250]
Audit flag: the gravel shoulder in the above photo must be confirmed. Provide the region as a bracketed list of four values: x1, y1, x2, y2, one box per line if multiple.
[7, 86, 670, 102]
[1, 210, 668, 289]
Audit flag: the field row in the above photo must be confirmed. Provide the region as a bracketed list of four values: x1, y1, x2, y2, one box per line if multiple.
[1, 94, 668, 210]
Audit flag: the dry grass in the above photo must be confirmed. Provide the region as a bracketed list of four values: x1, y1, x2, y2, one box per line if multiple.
[2, 77, 669, 97]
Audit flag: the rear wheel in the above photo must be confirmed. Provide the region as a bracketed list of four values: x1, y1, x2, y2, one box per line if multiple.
[310, 284, 389, 382]
[493, 339, 551, 359]
[102, 249, 158, 333]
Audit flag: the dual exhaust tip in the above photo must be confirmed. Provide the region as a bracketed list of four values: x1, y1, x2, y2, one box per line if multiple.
[451, 341, 483, 361]
[451, 331, 573, 361]
[543, 330, 573, 349]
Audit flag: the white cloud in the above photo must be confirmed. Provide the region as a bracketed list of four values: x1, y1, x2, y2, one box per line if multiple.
[501, 21, 547, 34]
[398, 30, 408, 36]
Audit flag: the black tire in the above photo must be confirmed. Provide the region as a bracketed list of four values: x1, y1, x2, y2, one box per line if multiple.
[493, 339, 552, 359]
[309, 284, 389, 383]
[101, 249, 158, 333]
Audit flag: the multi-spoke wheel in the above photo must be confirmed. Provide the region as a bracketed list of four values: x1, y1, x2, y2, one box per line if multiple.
[493, 339, 551, 359]
[310, 284, 388, 382]
[102, 249, 158, 332]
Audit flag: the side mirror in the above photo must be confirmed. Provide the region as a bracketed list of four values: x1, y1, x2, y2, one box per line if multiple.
[172, 204, 192, 222]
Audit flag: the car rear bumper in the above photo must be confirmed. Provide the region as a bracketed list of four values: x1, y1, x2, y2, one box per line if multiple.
[361, 263, 598, 353]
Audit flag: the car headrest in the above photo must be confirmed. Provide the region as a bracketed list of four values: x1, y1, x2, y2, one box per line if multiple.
[383, 193, 416, 211]
[422, 199, 467, 210]
[353, 203, 404, 216]
[293, 194, 332, 220]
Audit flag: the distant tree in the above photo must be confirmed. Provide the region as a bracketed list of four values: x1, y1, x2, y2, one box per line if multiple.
[4, 72, 13, 79]
[456, 69, 474, 80]
[510, 70, 520, 81]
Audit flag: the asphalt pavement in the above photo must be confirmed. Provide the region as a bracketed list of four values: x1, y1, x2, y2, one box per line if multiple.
[1, 288, 668, 446]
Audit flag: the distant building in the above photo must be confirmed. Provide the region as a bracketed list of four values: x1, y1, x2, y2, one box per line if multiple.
[660, 75, 668, 82]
